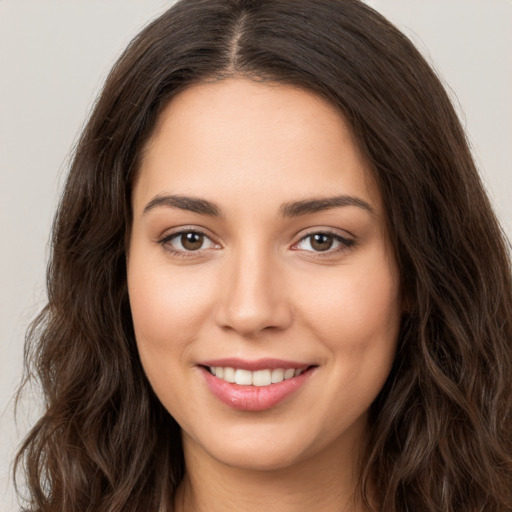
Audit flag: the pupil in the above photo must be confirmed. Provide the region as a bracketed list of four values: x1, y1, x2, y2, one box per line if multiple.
[311, 233, 333, 251]
[181, 232, 203, 250]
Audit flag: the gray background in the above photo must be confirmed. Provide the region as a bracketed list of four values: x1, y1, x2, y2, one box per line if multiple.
[1, 1, 511, 510]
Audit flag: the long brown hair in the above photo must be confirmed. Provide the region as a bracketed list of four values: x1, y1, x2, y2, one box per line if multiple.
[15, 1, 512, 510]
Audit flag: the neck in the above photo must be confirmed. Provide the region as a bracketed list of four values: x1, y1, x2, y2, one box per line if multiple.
[174, 429, 370, 512]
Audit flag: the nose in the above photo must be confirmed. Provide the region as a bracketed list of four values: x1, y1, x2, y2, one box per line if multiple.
[215, 244, 293, 337]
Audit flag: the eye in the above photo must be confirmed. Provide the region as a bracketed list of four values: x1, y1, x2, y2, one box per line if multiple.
[160, 230, 217, 253]
[294, 232, 354, 253]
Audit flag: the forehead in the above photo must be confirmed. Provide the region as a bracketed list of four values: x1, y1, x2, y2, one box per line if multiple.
[135, 78, 382, 215]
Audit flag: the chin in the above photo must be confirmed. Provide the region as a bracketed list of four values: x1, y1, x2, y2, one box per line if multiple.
[210, 440, 313, 472]
[182, 413, 365, 474]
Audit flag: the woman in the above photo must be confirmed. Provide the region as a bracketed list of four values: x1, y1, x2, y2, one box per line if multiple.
[15, 0, 512, 511]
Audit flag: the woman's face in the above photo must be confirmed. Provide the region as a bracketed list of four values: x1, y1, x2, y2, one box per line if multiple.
[128, 78, 402, 471]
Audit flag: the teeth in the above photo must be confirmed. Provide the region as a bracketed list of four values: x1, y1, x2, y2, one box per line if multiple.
[223, 367, 235, 382]
[208, 366, 307, 386]
[271, 368, 284, 383]
[253, 369, 272, 387]
[284, 368, 295, 380]
[235, 369, 253, 385]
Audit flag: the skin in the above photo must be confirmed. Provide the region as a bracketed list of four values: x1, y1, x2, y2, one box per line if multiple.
[127, 78, 402, 512]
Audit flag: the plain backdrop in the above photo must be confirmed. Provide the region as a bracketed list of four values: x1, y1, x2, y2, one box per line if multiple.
[1, 1, 511, 510]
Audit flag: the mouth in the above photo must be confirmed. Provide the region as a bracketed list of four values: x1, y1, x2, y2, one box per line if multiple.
[204, 365, 309, 386]
[198, 359, 317, 411]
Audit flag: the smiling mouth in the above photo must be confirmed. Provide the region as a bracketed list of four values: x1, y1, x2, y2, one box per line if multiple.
[204, 366, 312, 386]
[199, 361, 317, 410]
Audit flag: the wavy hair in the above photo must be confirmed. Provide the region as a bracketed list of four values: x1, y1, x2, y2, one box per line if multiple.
[15, 0, 512, 510]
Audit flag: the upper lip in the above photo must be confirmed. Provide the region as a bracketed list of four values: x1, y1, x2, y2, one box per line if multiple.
[199, 358, 315, 371]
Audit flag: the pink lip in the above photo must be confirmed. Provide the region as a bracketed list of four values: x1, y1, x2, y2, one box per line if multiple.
[199, 360, 316, 412]
[200, 357, 310, 371]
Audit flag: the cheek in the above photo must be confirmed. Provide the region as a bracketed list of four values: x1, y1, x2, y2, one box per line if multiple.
[127, 255, 214, 360]
[295, 254, 401, 355]
[127, 257, 215, 418]
[295, 255, 401, 424]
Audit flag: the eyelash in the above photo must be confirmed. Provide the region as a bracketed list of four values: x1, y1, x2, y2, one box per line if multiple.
[292, 230, 355, 255]
[158, 229, 218, 258]
[158, 228, 355, 258]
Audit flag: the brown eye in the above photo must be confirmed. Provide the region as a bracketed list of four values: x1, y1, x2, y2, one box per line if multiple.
[181, 232, 204, 251]
[160, 230, 217, 254]
[294, 231, 354, 254]
[310, 233, 334, 251]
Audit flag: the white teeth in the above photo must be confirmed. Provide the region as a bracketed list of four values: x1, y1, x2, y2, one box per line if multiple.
[235, 369, 253, 385]
[271, 368, 284, 383]
[284, 368, 295, 380]
[223, 367, 236, 382]
[253, 369, 272, 387]
[209, 366, 308, 386]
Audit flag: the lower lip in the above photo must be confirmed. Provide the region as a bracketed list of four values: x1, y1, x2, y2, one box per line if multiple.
[201, 367, 314, 411]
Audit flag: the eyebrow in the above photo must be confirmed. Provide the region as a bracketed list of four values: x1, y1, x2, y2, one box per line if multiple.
[142, 193, 375, 217]
[143, 194, 221, 216]
[280, 195, 376, 217]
